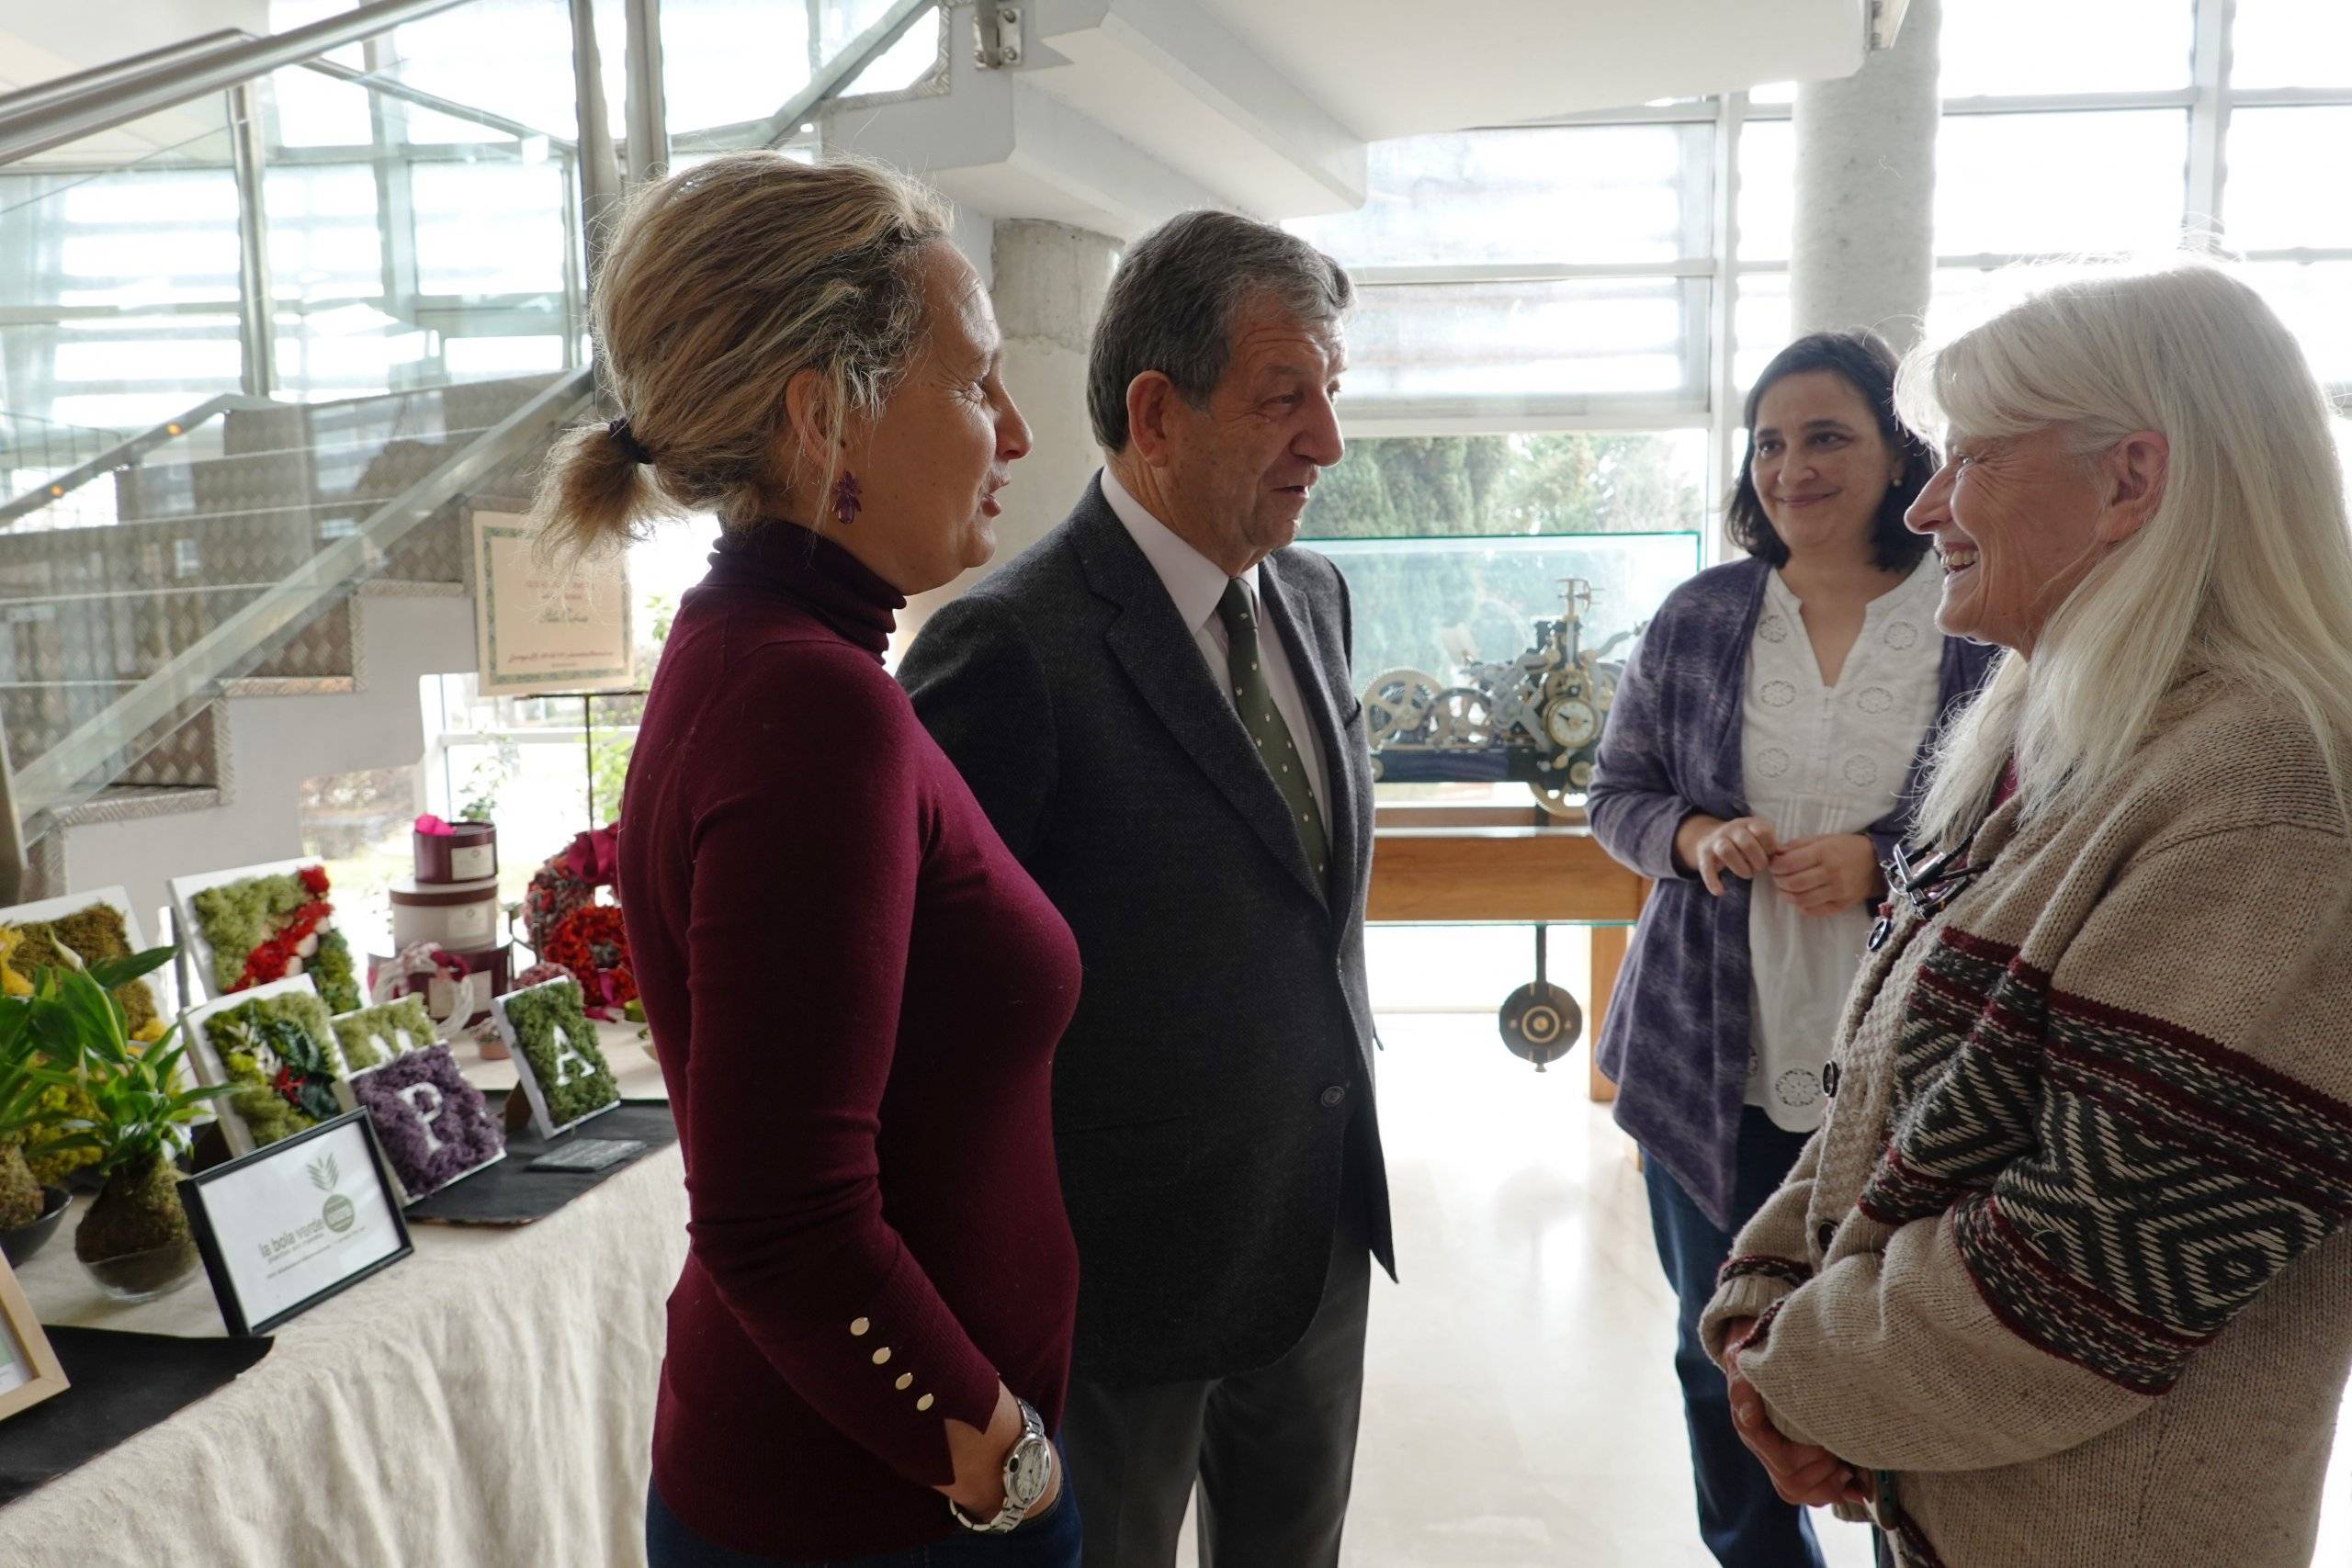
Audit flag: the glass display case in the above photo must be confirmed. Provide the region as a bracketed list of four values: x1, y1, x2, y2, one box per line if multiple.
[1310, 530, 1702, 815]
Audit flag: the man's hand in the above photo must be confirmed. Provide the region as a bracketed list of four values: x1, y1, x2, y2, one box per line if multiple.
[1676, 815, 1781, 897]
[1768, 833, 1884, 916]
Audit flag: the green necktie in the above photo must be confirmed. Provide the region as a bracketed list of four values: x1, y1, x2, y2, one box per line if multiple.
[1216, 578, 1330, 886]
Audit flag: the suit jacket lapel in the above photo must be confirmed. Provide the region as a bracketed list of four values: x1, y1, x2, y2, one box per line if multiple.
[1074, 495, 1328, 906]
[1259, 560, 1356, 916]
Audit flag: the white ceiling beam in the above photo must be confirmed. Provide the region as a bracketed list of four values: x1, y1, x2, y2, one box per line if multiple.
[826, 44, 1227, 241]
[1027, 0, 1366, 212]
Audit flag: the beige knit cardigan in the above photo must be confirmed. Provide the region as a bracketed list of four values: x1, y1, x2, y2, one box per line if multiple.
[1700, 674, 2352, 1568]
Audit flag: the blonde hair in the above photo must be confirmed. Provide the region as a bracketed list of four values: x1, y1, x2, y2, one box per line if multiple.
[532, 152, 954, 562]
[1901, 260, 2352, 846]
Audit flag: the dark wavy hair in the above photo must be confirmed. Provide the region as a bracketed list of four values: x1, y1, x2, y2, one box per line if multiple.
[1726, 329, 1937, 573]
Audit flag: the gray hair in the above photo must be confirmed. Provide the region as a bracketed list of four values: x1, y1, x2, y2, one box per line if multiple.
[1087, 209, 1352, 452]
[1902, 259, 2352, 843]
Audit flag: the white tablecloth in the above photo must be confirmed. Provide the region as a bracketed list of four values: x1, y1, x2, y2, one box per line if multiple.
[0, 1030, 684, 1568]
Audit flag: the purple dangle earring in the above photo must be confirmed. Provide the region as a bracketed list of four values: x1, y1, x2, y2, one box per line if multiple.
[831, 471, 862, 526]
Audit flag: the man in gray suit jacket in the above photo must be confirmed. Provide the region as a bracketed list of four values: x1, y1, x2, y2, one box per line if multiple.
[899, 210, 1394, 1566]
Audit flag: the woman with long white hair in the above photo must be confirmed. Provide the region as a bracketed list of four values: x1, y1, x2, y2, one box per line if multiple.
[1699, 262, 2352, 1568]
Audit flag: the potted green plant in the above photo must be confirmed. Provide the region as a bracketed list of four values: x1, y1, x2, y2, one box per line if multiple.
[0, 998, 77, 1262]
[12, 947, 231, 1301]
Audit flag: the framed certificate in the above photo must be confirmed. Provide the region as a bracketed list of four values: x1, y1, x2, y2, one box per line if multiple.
[471, 506, 635, 696]
[0, 1253, 68, 1423]
[179, 1111, 413, 1336]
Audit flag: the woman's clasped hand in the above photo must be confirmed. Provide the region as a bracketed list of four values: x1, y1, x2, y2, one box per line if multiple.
[1675, 813, 1883, 912]
[1713, 1320, 1869, 1510]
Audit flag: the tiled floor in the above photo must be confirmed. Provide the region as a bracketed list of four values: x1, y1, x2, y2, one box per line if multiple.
[1176, 1007, 2351, 1567]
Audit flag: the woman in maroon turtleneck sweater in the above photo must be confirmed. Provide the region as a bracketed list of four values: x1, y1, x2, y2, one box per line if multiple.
[530, 155, 1080, 1564]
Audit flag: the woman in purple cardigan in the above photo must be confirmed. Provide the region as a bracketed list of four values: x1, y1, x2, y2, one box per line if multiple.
[1588, 332, 1997, 1568]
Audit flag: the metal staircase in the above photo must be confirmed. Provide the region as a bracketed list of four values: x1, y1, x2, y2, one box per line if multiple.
[0, 0, 942, 901]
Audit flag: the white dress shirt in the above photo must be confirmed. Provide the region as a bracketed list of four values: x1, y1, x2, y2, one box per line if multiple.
[1740, 556, 1942, 1133]
[1099, 465, 1333, 828]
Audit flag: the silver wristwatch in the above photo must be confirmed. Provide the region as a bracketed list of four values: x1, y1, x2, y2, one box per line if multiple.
[948, 1397, 1056, 1534]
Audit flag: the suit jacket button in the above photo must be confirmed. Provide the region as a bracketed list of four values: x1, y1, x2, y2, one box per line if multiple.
[1320, 1085, 1347, 1108]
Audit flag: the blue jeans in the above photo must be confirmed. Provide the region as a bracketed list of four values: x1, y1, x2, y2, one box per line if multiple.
[647, 1478, 1082, 1568]
[1645, 1107, 1828, 1568]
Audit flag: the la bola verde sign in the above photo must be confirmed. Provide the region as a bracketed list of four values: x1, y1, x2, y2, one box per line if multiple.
[181, 1112, 413, 1336]
[311, 1153, 357, 1234]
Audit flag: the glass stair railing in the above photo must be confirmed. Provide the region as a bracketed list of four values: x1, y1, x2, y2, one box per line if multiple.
[0, 0, 946, 861]
[0, 0, 596, 841]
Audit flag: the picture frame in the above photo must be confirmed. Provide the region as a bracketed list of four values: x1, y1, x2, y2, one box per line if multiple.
[492, 976, 621, 1140]
[471, 505, 635, 697]
[179, 1111, 413, 1337]
[184, 976, 355, 1159]
[0, 1251, 69, 1423]
[166, 858, 316, 1007]
[0, 886, 149, 951]
[0, 886, 171, 1021]
[344, 1043, 506, 1205]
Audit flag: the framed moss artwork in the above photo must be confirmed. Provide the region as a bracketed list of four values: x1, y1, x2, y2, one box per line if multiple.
[0, 887, 165, 1032]
[345, 1044, 505, 1203]
[329, 996, 437, 1075]
[168, 860, 363, 1014]
[185, 976, 355, 1158]
[492, 977, 620, 1139]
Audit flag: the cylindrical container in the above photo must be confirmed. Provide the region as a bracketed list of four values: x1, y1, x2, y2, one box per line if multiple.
[414, 819, 498, 886]
[390, 876, 503, 952]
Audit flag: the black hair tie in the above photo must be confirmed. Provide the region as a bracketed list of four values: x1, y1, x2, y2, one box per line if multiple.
[606, 417, 656, 467]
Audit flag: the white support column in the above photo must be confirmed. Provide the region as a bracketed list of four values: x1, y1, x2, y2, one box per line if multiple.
[901, 218, 1120, 645]
[1790, 0, 1941, 354]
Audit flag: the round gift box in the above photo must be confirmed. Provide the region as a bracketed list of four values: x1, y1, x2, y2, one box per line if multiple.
[390, 875, 503, 952]
[458, 942, 512, 1024]
[414, 819, 498, 886]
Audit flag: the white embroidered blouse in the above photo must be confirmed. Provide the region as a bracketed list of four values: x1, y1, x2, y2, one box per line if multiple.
[1740, 557, 1942, 1133]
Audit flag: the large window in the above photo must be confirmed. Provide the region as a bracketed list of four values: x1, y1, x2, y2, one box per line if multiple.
[1286, 126, 1717, 807]
[1737, 0, 2352, 392]
[1289, 0, 2351, 809]
[1287, 130, 1718, 807]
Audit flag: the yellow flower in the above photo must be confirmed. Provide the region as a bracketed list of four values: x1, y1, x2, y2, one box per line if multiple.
[0, 927, 27, 996]
[131, 1019, 165, 1044]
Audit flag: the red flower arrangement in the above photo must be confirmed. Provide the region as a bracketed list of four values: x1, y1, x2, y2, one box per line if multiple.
[233, 892, 333, 993]
[540, 904, 636, 1020]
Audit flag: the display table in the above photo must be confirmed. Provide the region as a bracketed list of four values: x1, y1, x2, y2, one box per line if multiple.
[1367, 804, 1649, 1101]
[0, 1029, 681, 1568]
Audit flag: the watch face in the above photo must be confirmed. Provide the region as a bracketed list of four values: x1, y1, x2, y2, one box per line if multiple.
[1006, 1434, 1053, 1506]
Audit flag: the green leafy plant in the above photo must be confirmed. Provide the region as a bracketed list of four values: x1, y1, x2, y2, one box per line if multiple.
[0, 948, 231, 1277]
[457, 736, 522, 825]
[0, 998, 82, 1228]
[22, 948, 231, 1179]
